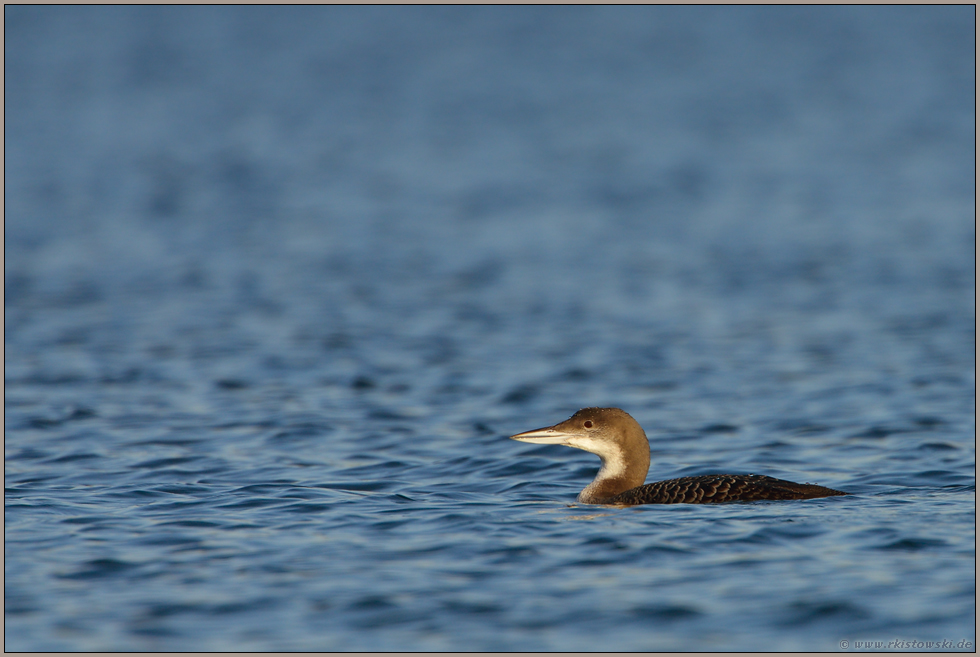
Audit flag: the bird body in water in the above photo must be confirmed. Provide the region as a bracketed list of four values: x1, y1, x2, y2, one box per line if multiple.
[510, 407, 848, 505]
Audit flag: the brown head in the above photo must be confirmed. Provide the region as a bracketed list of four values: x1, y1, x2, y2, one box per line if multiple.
[510, 407, 651, 503]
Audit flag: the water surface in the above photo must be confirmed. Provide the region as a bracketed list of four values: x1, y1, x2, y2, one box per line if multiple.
[5, 6, 976, 651]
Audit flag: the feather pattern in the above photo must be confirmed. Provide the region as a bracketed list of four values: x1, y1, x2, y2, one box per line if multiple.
[603, 474, 848, 505]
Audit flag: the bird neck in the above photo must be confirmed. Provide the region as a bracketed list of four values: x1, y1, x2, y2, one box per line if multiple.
[577, 437, 649, 503]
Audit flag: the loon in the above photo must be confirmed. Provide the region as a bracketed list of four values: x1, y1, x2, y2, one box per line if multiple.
[510, 407, 848, 505]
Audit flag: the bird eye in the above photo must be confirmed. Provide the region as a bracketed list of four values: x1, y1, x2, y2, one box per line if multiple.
[584, 420, 593, 428]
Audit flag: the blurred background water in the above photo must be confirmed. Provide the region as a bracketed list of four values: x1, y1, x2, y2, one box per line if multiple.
[4, 6, 975, 651]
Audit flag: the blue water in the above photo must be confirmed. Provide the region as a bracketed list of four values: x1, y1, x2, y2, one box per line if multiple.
[5, 6, 975, 651]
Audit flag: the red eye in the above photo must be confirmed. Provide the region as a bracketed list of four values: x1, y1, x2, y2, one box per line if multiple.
[584, 420, 593, 428]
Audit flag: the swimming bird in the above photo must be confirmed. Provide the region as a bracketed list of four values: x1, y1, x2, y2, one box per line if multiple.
[510, 407, 848, 505]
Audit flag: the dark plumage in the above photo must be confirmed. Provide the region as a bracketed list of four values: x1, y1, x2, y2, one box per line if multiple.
[510, 407, 848, 506]
[605, 474, 847, 505]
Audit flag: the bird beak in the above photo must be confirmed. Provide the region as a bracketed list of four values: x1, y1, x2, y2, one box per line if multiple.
[509, 426, 574, 445]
